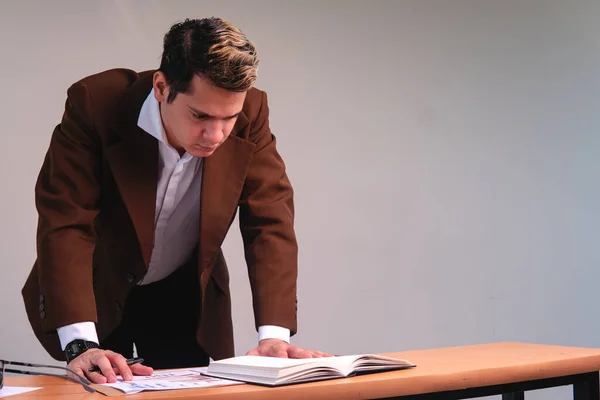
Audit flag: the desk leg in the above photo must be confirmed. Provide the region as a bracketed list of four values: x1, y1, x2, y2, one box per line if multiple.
[502, 392, 524, 400]
[573, 372, 599, 400]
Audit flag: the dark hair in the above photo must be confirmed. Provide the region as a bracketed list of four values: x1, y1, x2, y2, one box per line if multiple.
[159, 17, 260, 103]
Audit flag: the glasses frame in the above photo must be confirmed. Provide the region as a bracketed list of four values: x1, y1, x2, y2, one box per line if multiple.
[0, 359, 96, 393]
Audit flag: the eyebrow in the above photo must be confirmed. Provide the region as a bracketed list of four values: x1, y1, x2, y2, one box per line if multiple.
[188, 105, 242, 120]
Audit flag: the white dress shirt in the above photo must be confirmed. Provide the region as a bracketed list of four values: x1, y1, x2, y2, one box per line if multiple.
[57, 90, 289, 350]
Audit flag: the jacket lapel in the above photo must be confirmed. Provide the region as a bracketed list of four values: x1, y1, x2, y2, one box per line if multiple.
[105, 72, 158, 267]
[198, 114, 254, 278]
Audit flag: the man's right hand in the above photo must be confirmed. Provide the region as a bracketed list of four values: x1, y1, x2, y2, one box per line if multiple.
[67, 348, 153, 384]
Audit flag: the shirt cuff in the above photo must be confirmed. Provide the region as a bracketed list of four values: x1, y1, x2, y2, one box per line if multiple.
[56, 322, 99, 351]
[258, 325, 290, 343]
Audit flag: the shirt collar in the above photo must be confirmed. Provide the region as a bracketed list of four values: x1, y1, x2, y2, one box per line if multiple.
[137, 90, 169, 145]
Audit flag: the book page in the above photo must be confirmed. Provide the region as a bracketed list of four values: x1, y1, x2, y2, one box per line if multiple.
[93, 367, 242, 395]
[211, 355, 327, 369]
[353, 354, 415, 368]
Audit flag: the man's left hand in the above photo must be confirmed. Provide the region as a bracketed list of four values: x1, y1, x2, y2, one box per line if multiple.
[246, 339, 332, 358]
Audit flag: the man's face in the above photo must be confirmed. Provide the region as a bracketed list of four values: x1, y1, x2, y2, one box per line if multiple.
[153, 72, 247, 157]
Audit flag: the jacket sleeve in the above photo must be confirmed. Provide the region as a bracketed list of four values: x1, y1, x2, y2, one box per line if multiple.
[35, 81, 102, 333]
[238, 91, 298, 336]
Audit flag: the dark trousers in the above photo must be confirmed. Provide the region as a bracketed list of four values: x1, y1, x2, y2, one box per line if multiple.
[100, 257, 209, 369]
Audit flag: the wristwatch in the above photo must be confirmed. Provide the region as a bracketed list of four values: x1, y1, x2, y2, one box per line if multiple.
[64, 339, 99, 363]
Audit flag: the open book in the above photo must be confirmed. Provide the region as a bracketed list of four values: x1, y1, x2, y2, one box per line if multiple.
[202, 354, 416, 386]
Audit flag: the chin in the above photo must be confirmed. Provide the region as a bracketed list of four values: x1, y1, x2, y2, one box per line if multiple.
[188, 147, 216, 158]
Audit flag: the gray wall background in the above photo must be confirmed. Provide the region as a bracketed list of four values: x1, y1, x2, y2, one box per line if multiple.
[1, 1, 599, 399]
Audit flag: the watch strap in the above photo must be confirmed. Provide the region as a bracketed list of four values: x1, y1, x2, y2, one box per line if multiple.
[64, 339, 99, 363]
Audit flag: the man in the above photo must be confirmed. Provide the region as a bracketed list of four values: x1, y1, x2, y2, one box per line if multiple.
[22, 17, 328, 384]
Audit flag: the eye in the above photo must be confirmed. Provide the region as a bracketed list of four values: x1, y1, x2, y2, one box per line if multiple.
[191, 112, 209, 120]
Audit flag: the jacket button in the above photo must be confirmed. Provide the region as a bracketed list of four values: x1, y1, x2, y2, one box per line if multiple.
[39, 294, 45, 303]
[116, 302, 123, 312]
[126, 273, 135, 284]
[40, 311, 46, 319]
[39, 302, 45, 311]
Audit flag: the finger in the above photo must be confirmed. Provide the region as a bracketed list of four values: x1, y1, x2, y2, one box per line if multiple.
[271, 345, 290, 358]
[130, 363, 154, 376]
[287, 346, 314, 359]
[104, 351, 132, 381]
[312, 350, 332, 357]
[69, 367, 91, 383]
[91, 354, 118, 383]
[67, 349, 109, 384]
[86, 369, 108, 384]
[246, 348, 260, 356]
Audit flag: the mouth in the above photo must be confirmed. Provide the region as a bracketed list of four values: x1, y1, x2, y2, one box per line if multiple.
[196, 144, 218, 152]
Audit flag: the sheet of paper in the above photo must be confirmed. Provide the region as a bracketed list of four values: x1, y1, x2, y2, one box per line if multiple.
[0, 386, 42, 398]
[96, 367, 242, 395]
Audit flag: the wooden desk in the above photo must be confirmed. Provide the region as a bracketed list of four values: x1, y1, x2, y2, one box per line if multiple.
[4, 342, 600, 400]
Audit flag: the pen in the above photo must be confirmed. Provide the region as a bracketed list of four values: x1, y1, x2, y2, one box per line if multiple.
[88, 357, 144, 373]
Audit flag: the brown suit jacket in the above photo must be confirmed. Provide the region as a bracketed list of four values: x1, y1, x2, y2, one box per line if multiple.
[21, 69, 298, 361]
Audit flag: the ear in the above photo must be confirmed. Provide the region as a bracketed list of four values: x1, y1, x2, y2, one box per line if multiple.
[152, 71, 169, 102]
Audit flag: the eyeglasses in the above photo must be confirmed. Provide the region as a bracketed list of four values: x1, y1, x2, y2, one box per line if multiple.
[0, 359, 96, 393]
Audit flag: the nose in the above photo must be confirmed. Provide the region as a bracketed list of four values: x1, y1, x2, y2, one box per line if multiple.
[201, 120, 225, 145]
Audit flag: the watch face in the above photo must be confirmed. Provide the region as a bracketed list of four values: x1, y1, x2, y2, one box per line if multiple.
[68, 343, 81, 356]
[67, 343, 78, 355]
